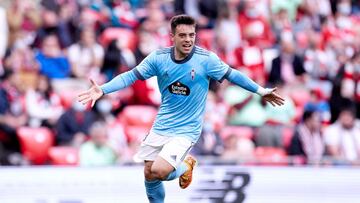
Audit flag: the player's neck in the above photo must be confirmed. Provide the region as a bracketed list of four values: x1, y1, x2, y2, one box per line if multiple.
[174, 49, 190, 61]
[171, 46, 195, 64]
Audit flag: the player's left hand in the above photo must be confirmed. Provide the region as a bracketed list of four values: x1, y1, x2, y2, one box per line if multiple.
[262, 87, 285, 107]
[78, 79, 104, 107]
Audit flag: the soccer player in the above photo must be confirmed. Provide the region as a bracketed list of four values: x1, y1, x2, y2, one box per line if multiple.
[78, 14, 284, 203]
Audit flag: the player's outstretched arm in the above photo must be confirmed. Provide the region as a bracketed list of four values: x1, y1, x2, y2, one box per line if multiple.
[224, 68, 284, 106]
[78, 79, 104, 107]
[78, 69, 140, 107]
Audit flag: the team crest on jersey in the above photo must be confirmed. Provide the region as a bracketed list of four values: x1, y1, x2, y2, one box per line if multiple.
[168, 81, 190, 96]
[190, 68, 196, 80]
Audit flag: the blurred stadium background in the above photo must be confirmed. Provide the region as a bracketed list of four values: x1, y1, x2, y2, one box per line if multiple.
[1, 0, 360, 202]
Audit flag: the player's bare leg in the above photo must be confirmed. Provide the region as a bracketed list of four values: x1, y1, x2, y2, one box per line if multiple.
[143, 157, 174, 203]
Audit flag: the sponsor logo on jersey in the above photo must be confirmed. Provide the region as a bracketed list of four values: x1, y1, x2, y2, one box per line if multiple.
[168, 81, 190, 96]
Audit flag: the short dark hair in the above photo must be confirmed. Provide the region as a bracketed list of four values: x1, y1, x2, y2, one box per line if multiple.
[339, 99, 357, 116]
[302, 109, 317, 122]
[170, 14, 196, 34]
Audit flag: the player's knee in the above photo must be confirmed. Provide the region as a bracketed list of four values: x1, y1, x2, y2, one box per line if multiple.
[144, 164, 155, 181]
[150, 168, 170, 180]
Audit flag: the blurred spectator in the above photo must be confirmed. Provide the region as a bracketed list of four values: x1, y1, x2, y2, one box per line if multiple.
[304, 32, 329, 79]
[89, 0, 138, 29]
[4, 42, 38, 73]
[192, 124, 224, 157]
[140, 7, 170, 48]
[224, 84, 267, 127]
[55, 100, 97, 147]
[93, 97, 129, 161]
[68, 27, 104, 80]
[33, 3, 76, 49]
[294, 0, 323, 32]
[268, 36, 307, 86]
[256, 82, 296, 147]
[175, 0, 218, 29]
[324, 103, 360, 164]
[0, 70, 27, 165]
[353, 0, 360, 14]
[101, 39, 129, 81]
[134, 28, 160, 64]
[79, 121, 117, 166]
[303, 31, 334, 97]
[35, 34, 71, 79]
[221, 134, 255, 162]
[233, 45, 266, 83]
[320, 24, 343, 80]
[238, 0, 275, 49]
[271, 0, 302, 21]
[25, 74, 63, 128]
[304, 89, 331, 124]
[288, 109, 325, 164]
[234, 0, 275, 82]
[213, 0, 241, 65]
[334, 0, 353, 30]
[329, 52, 360, 122]
[271, 8, 293, 43]
[6, 0, 41, 48]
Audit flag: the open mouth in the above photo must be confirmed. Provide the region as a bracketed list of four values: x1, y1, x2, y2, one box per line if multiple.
[182, 44, 192, 51]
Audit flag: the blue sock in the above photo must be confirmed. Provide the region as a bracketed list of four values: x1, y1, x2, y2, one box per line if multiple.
[165, 162, 188, 181]
[144, 179, 165, 203]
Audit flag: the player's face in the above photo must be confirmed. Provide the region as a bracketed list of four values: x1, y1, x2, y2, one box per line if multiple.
[171, 24, 196, 59]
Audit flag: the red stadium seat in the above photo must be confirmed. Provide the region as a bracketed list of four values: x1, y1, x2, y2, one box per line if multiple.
[48, 146, 79, 166]
[119, 105, 157, 129]
[99, 27, 137, 51]
[254, 147, 288, 166]
[220, 126, 254, 140]
[17, 127, 54, 165]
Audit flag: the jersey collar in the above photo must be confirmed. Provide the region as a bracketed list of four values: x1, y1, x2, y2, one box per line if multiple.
[171, 46, 196, 64]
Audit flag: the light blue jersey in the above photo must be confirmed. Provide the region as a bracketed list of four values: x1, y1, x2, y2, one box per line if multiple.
[101, 46, 260, 142]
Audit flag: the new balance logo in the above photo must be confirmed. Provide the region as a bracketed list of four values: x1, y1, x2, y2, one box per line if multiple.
[189, 167, 251, 203]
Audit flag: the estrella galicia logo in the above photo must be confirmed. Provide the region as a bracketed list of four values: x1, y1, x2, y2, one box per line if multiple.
[168, 81, 190, 96]
[189, 167, 251, 203]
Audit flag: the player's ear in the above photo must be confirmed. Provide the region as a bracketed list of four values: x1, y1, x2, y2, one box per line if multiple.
[170, 32, 175, 42]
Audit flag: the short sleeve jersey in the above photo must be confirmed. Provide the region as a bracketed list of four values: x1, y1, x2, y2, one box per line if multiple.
[133, 46, 229, 142]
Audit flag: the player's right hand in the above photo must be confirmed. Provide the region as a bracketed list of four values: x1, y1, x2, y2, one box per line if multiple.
[77, 79, 104, 107]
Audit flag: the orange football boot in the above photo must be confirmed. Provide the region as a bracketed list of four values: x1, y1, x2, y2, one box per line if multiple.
[179, 155, 197, 189]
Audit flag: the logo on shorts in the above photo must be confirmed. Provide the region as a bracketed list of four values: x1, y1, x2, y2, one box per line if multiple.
[170, 155, 177, 162]
[168, 81, 190, 96]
